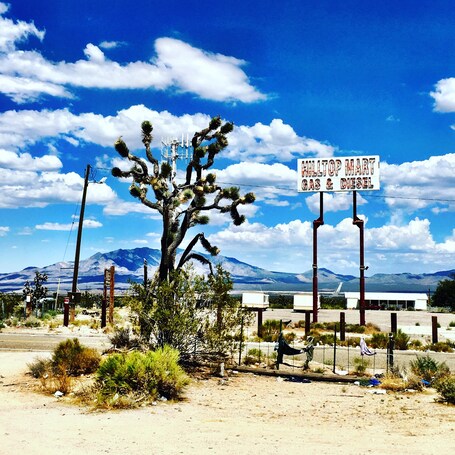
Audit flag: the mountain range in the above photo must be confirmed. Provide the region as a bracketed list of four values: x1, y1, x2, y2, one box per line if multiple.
[0, 247, 452, 295]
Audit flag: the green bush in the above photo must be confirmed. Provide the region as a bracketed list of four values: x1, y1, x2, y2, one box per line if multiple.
[345, 324, 366, 334]
[410, 354, 450, 383]
[425, 342, 454, 353]
[244, 348, 263, 365]
[52, 338, 101, 376]
[109, 327, 141, 350]
[23, 316, 42, 328]
[449, 321, 455, 328]
[96, 345, 189, 407]
[369, 332, 388, 349]
[408, 339, 423, 350]
[394, 329, 410, 350]
[434, 375, 455, 404]
[260, 319, 281, 342]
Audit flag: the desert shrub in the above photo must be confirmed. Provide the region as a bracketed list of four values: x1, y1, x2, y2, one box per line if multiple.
[284, 331, 297, 343]
[364, 322, 381, 333]
[379, 374, 408, 392]
[320, 296, 345, 309]
[340, 337, 360, 347]
[318, 333, 335, 345]
[408, 339, 423, 350]
[369, 332, 388, 349]
[425, 342, 454, 353]
[28, 339, 99, 395]
[434, 375, 455, 404]
[28, 357, 51, 378]
[410, 354, 450, 383]
[394, 329, 410, 350]
[260, 319, 281, 342]
[268, 294, 293, 309]
[352, 356, 369, 375]
[449, 321, 455, 328]
[96, 345, 189, 407]
[109, 327, 141, 350]
[52, 338, 100, 376]
[23, 316, 42, 328]
[345, 324, 366, 334]
[244, 348, 264, 365]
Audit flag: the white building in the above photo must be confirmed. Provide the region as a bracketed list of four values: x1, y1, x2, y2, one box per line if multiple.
[241, 291, 269, 309]
[293, 292, 320, 311]
[344, 292, 428, 311]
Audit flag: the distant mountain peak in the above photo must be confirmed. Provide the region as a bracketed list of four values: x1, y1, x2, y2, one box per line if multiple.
[0, 248, 452, 294]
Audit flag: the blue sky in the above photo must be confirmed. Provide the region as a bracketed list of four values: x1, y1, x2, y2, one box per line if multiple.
[0, 0, 454, 276]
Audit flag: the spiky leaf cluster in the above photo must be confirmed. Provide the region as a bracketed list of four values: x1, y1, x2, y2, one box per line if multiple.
[112, 118, 255, 282]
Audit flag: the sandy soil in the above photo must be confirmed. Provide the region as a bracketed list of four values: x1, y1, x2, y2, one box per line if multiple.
[1, 352, 455, 455]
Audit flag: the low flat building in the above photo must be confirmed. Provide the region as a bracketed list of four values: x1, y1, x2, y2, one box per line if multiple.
[344, 292, 428, 311]
[241, 291, 269, 309]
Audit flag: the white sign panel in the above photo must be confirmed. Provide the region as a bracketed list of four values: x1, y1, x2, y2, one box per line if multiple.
[297, 155, 380, 192]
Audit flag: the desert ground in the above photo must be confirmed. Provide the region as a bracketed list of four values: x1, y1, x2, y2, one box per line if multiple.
[1, 352, 455, 455]
[1, 309, 455, 455]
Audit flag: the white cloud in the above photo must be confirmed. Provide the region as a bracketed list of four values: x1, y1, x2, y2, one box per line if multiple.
[207, 216, 455, 274]
[305, 192, 367, 215]
[381, 154, 455, 213]
[153, 37, 266, 103]
[99, 41, 125, 50]
[0, 6, 265, 104]
[227, 119, 335, 162]
[430, 78, 455, 112]
[0, 4, 45, 52]
[0, 149, 62, 170]
[0, 165, 117, 209]
[35, 219, 103, 231]
[0, 225, 9, 236]
[0, 106, 335, 167]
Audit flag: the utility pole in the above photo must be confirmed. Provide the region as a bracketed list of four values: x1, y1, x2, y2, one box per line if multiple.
[64, 164, 90, 326]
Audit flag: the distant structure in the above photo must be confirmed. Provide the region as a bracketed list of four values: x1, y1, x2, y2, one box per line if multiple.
[241, 291, 269, 309]
[293, 292, 320, 311]
[344, 292, 428, 311]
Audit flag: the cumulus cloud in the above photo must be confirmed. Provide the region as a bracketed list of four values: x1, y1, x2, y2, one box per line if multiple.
[0, 6, 265, 103]
[0, 3, 44, 52]
[430, 78, 455, 113]
[227, 119, 335, 162]
[35, 219, 103, 231]
[208, 216, 454, 274]
[0, 225, 9, 236]
[0, 166, 116, 209]
[381, 154, 455, 213]
[0, 106, 335, 165]
[0, 149, 62, 171]
[305, 192, 367, 215]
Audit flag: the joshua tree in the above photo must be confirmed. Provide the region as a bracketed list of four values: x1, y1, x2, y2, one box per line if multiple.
[112, 117, 255, 283]
[23, 271, 48, 313]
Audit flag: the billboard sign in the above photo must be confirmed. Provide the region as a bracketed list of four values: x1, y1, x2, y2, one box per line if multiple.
[297, 155, 380, 192]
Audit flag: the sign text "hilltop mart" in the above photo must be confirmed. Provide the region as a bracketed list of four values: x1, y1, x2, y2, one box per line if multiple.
[297, 156, 380, 192]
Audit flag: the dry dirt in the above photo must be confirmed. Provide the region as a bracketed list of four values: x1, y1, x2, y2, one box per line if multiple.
[1, 351, 455, 455]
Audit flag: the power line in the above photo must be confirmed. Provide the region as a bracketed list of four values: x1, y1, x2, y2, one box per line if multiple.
[216, 181, 455, 203]
[94, 165, 455, 204]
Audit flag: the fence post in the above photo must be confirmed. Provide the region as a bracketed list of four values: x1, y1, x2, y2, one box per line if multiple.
[305, 310, 311, 336]
[340, 312, 346, 341]
[391, 312, 397, 334]
[387, 332, 394, 373]
[333, 328, 337, 374]
[432, 316, 438, 344]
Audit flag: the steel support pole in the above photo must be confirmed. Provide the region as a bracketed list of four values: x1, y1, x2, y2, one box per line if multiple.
[312, 192, 324, 323]
[65, 164, 90, 326]
[353, 191, 366, 326]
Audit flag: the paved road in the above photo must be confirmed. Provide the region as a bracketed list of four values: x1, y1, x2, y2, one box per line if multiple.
[0, 331, 110, 351]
